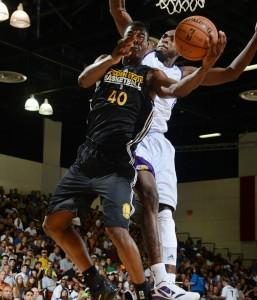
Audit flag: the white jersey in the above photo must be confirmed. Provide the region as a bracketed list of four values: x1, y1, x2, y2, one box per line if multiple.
[221, 285, 239, 300]
[142, 51, 182, 133]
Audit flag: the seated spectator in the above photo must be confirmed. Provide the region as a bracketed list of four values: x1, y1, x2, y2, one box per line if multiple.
[23, 289, 34, 300]
[15, 264, 29, 286]
[1, 256, 9, 268]
[41, 269, 57, 300]
[8, 258, 18, 275]
[2, 265, 15, 287]
[26, 276, 38, 290]
[24, 222, 37, 237]
[69, 282, 81, 300]
[31, 287, 43, 300]
[16, 237, 29, 255]
[48, 247, 62, 264]
[0, 271, 7, 293]
[37, 250, 48, 270]
[245, 285, 257, 300]
[13, 275, 26, 300]
[59, 256, 72, 274]
[124, 284, 137, 300]
[33, 262, 44, 281]
[58, 289, 69, 300]
[1, 283, 13, 300]
[51, 277, 69, 300]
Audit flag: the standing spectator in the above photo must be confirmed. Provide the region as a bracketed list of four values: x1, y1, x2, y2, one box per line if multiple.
[191, 266, 206, 297]
[220, 277, 239, 300]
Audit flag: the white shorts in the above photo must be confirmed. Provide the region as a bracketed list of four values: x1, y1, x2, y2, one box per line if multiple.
[135, 132, 177, 209]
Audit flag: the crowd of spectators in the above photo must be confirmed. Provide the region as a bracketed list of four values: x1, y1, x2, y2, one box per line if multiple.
[0, 186, 257, 300]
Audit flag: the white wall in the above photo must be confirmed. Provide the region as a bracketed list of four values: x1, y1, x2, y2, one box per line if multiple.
[0, 154, 42, 192]
[175, 178, 257, 257]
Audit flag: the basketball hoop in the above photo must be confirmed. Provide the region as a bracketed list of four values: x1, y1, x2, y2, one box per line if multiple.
[156, 0, 205, 15]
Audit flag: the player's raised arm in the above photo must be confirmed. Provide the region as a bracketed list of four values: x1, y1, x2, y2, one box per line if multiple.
[78, 36, 135, 88]
[109, 0, 132, 36]
[183, 22, 257, 86]
[150, 34, 223, 98]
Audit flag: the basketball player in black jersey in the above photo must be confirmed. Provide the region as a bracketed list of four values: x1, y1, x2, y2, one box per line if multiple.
[43, 21, 223, 300]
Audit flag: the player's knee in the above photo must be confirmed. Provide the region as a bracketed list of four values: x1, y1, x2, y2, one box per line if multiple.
[105, 227, 130, 246]
[43, 213, 72, 236]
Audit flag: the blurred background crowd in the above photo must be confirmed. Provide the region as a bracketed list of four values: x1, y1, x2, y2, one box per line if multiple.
[0, 187, 257, 300]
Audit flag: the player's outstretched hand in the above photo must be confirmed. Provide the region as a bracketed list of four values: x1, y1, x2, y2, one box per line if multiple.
[202, 31, 226, 69]
[111, 36, 136, 64]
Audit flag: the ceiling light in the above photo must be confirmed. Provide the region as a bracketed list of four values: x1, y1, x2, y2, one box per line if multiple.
[199, 133, 221, 139]
[0, 0, 9, 21]
[0, 71, 27, 83]
[10, 3, 30, 28]
[25, 95, 39, 111]
[39, 98, 53, 115]
[239, 90, 257, 101]
[244, 64, 257, 72]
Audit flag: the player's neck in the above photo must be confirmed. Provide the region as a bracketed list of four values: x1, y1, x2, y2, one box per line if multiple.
[156, 51, 178, 67]
[122, 56, 142, 66]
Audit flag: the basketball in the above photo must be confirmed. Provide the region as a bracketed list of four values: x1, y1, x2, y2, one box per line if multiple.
[174, 16, 218, 61]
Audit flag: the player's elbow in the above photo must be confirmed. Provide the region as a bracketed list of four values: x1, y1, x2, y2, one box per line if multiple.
[78, 75, 91, 88]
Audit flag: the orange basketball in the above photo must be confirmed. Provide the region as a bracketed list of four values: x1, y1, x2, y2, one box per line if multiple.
[174, 16, 218, 61]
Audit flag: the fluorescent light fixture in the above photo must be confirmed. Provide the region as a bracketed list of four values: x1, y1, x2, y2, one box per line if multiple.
[244, 64, 257, 72]
[199, 133, 221, 139]
[239, 90, 257, 101]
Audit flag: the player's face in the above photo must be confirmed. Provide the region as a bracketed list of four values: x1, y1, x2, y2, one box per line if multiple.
[124, 25, 148, 58]
[156, 30, 178, 58]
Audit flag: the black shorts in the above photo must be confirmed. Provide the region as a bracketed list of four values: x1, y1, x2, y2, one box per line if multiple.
[47, 139, 136, 229]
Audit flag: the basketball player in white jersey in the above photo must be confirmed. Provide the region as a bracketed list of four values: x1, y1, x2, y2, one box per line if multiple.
[220, 278, 239, 300]
[109, 1, 257, 299]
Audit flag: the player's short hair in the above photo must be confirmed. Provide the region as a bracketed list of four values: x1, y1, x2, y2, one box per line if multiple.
[126, 21, 150, 39]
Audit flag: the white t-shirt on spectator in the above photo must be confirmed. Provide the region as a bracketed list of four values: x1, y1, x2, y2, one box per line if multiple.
[221, 285, 239, 300]
[14, 217, 24, 231]
[51, 285, 69, 300]
[59, 258, 73, 273]
[24, 226, 37, 236]
[0, 235, 13, 244]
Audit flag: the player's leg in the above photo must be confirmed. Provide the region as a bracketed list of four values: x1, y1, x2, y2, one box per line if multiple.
[99, 173, 151, 300]
[153, 137, 200, 300]
[134, 137, 168, 285]
[43, 166, 116, 300]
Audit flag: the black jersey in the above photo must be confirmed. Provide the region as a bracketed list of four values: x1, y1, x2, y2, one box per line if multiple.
[86, 63, 154, 162]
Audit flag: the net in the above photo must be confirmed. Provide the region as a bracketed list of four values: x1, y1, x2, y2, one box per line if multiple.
[156, 0, 205, 15]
